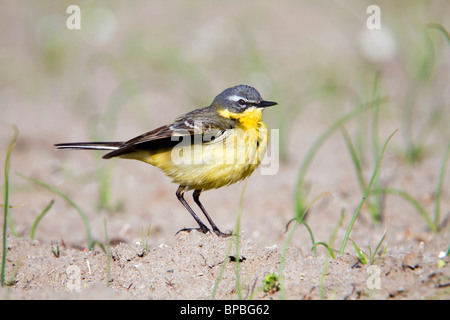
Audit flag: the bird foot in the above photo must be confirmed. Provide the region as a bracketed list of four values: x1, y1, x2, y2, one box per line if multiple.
[175, 226, 211, 236]
[175, 226, 232, 238]
[212, 228, 233, 238]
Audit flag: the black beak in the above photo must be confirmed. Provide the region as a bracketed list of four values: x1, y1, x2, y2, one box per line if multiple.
[257, 100, 278, 108]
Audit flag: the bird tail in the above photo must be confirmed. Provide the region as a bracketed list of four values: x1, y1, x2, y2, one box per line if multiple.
[54, 141, 123, 151]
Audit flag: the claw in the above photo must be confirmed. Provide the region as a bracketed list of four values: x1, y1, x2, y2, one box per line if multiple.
[175, 227, 210, 236]
[212, 228, 233, 238]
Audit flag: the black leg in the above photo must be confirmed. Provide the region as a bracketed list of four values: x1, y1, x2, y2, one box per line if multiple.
[175, 186, 210, 235]
[193, 189, 232, 237]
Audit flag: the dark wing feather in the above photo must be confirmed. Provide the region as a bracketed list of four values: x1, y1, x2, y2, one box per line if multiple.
[123, 124, 176, 145]
[102, 113, 235, 159]
[102, 124, 179, 159]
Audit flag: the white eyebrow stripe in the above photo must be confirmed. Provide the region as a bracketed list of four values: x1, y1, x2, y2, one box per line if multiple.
[228, 94, 245, 102]
[227, 95, 258, 104]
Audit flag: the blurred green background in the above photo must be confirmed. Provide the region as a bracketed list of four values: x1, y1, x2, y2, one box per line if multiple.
[0, 1, 449, 241]
[1, 1, 449, 154]
[1, 1, 449, 162]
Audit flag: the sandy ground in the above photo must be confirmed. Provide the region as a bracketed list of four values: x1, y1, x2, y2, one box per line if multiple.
[1, 104, 449, 300]
[1, 1, 450, 300]
[2, 229, 450, 300]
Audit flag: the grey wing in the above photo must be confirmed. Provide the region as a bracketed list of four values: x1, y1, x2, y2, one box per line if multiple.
[102, 119, 230, 159]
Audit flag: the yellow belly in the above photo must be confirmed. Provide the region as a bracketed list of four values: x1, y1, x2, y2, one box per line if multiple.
[121, 123, 268, 190]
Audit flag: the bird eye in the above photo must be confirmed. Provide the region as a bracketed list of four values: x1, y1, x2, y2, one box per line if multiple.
[238, 99, 246, 106]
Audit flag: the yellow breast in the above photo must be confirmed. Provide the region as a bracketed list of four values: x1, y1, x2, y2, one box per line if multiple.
[217, 106, 263, 130]
[122, 108, 269, 191]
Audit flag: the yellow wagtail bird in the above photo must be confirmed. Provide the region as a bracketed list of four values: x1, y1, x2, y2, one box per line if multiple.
[55, 85, 277, 237]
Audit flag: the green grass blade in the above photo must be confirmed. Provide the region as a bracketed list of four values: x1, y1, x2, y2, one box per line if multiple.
[341, 127, 367, 191]
[352, 241, 368, 264]
[428, 23, 450, 46]
[211, 182, 247, 300]
[279, 218, 298, 300]
[0, 204, 23, 209]
[372, 187, 436, 232]
[2, 125, 19, 287]
[30, 199, 55, 240]
[17, 173, 93, 250]
[370, 228, 387, 263]
[312, 242, 336, 259]
[279, 192, 331, 299]
[142, 223, 151, 251]
[370, 71, 382, 224]
[302, 220, 317, 256]
[234, 181, 247, 300]
[434, 143, 450, 227]
[341, 127, 379, 220]
[211, 236, 234, 300]
[339, 129, 398, 255]
[294, 98, 386, 219]
[318, 208, 346, 299]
